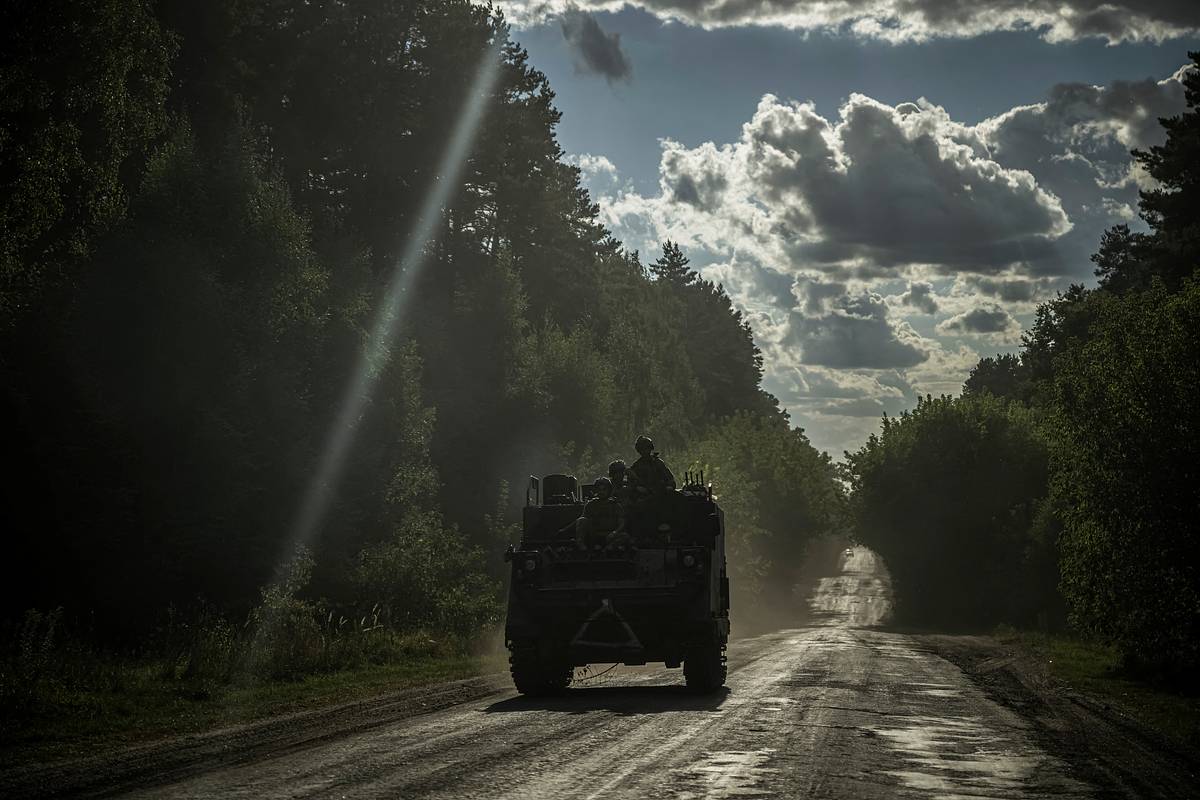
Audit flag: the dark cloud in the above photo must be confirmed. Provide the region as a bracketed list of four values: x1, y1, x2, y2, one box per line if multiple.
[795, 277, 847, 315]
[971, 65, 1191, 279]
[528, 0, 1199, 43]
[987, 68, 1189, 180]
[740, 94, 1070, 273]
[937, 306, 1019, 335]
[893, 0, 1199, 41]
[560, 9, 632, 84]
[898, 281, 939, 313]
[1088, 70, 1194, 149]
[965, 276, 1056, 303]
[662, 143, 728, 210]
[625, 65, 1192, 286]
[787, 292, 929, 369]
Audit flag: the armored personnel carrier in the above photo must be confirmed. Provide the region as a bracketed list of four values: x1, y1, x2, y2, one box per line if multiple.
[503, 472, 730, 695]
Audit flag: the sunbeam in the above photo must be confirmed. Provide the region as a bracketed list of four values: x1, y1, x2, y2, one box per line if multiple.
[283, 39, 504, 568]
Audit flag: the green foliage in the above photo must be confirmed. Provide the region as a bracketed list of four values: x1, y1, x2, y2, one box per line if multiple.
[1091, 224, 1155, 295]
[244, 548, 325, 681]
[962, 353, 1032, 403]
[1, 0, 842, 669]
[997, 629, 1200, 749]
[845, 394, 1054, 628]
[1130, 51, 1200, 289]
[4, 119, 335, 622]
[0, 602, 481, 754]
[0, 608, 64, 716]
[680, 411, 843, 607]
[354, 513, 502, 637]
[650, 241, 693, 286]
[650, 241, 768, 420]
[0, 0, 174, 324]
[948, 53, 1200, 677]
[1051, 281, 1200, 678]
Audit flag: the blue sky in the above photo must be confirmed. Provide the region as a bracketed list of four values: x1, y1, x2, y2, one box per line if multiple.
[502, 2, 1199, 456]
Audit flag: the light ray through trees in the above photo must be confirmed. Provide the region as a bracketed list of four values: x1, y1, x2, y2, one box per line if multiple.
[282, 41, 503, 571]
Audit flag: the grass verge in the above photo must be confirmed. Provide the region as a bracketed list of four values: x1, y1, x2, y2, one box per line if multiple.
[997, 628, 1200, 750]
[1, 641, 505, 768]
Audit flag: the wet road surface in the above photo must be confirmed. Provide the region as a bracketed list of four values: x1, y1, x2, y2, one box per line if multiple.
[126, 548, 1097, 798]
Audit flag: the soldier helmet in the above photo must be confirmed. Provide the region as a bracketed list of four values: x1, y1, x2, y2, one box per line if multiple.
[594, 476, 613, 495]
[634, 435, 654, 454]
[608, 459, 626, 475]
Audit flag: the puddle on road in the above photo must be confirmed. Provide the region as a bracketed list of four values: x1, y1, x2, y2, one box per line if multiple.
[792, 549, 1088, 799]
[755, 695, 798, 713]
[910, 683, 962, 699]
[871, 714, 1087, 798]
[671, 749, 777, 799]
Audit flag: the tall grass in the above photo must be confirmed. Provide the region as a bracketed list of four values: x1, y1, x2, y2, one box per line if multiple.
[0, 548, 495, 739]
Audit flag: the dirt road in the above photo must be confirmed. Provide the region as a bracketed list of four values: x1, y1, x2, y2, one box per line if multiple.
[13, 547, 1196, 798]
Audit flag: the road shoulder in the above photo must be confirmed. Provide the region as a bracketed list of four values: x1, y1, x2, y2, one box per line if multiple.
[0, 673, 510, 799]
[921, 633, 1200, 799]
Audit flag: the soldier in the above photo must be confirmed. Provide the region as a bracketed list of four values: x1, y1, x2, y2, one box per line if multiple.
[608, 459, 630, 506]
[574, 476, 624, 550]
[628, 435, 676, 500]
[626, 435, 677, 545]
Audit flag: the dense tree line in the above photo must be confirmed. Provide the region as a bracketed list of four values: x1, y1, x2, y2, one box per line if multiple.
[844, 395, 1058, 630]
[847, 52, 1200, 680]
[1, 1, 842, 644]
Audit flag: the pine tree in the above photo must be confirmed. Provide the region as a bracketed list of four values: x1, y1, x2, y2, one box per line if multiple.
[650, 240, 696, 286]
[1131, 51, 1200, 287]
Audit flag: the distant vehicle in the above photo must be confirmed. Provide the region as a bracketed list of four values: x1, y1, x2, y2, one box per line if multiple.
[503, 472, 730, 695]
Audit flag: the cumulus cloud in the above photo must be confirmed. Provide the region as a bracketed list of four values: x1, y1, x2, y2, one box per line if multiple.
[705, 259, 797, 311]
[582, 62, 1192, 456]
[980, 66, 1190, 200]
[573, 153, 617, 178]
[568, 153, 623, 194]
[966, 64, 1192, 281]
[600, 64, 1192, 288]
[764, 356, 926, 455]
[603, 92, 1072, 279]
[794, 276, 847, 314]
[820, 397, 888, 417]
[786, 291, 929, 369]
[897, 281, 939, 313]
[662, 141, 730, 210]
[961, 275, 1057, 305]
[560, 9, 632, 83]
[905, 342, 982, 397]
[512, 0, 1200, 43]
[760, 95, 1071, 272]
[936, 305, 1022, 339]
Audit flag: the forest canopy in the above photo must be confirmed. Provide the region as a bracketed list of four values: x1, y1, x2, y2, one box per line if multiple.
[0, 0, 843, 644]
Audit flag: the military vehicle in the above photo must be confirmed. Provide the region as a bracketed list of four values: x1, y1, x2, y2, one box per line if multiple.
[503, 472, 730, 695]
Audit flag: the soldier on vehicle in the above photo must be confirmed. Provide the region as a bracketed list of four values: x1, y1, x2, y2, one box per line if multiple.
[608, 459, 630, 506]
[628, 435, 676, 500]
[626, 436, 676, 544]
[573, 476, 624, 550]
